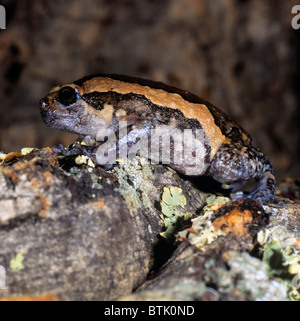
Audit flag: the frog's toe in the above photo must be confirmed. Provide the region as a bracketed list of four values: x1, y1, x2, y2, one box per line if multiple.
[231, 175, 275, 203]
[51, 144, 84, 157]
[51, 144, 67, 155]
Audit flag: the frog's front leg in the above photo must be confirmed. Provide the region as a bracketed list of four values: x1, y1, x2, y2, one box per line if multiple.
[207, 141, 276, 200]
[51, 140, 100, 164]
[51, 135, 95, 157]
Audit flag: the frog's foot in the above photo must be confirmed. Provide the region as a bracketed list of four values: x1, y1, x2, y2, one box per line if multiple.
[51, 144, 72, 156]
[232, 171, 276, 201]
[51, 142, 95, 161]
[247, 171, 276, 200]
[51, 143, 85, 156]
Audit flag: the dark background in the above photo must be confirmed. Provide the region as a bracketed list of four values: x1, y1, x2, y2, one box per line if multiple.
[0, 0, 299, 180]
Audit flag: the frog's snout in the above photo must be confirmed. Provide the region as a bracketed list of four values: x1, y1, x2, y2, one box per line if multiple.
[40, 97, 49, 110]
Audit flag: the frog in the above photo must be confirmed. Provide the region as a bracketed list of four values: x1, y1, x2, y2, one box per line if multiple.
[39, 73, 276, 200]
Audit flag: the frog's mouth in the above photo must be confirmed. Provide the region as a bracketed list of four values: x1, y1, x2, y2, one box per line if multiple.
[39, 105, 79, 134]
[39, 96, 84, 133]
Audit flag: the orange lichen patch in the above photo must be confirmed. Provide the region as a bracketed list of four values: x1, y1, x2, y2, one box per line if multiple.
[31, 177, 39, 189]
[87, 199, 106, 210]
[30, 172, 53, 190]
[1, 152, 22, 164]
[42, 171, 54, 185]
[0, 293, 57, 301]
[293, 240, 300, 249]
[39, 195, 51, 217]
[1, 159, 32, 183]
[1, 168, 21, 183]
[210, 199, 269, 238]
[3, 151, 56, 186]
[44, 148, 59, 167]
[213, 206, 253, 238]
[1, 160, 33, 183]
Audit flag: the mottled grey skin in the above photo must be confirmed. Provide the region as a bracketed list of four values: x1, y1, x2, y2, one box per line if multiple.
[40, 74, 276, 200]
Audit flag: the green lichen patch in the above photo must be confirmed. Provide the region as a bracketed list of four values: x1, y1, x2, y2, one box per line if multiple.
[222, 251, 287, 300]
[10, 253, 25, 271]
[205, 194, 230, 207]
[21, 147, 34, 156]
[261, 239, 300, 300]
[160, 186, 192, 241]
[177, 195, 230, 250]
[161, 186, 186, 214]
[254, 201, 300, 300]
[112, 157, 155, 211]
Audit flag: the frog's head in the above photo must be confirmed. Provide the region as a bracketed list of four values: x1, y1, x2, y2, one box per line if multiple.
[40, 84, 109, 138]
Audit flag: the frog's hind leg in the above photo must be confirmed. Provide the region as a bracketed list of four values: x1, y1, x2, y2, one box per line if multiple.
[244, 170, 276, 200]
[207, 141, 276, 201]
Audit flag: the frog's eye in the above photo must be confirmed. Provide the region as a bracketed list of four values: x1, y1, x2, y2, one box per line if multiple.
[57, 86, 78, 106]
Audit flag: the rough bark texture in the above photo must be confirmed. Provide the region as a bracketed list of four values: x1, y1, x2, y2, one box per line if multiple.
[0, 0, 299, 179]
[0, 149, 299, 301]
[0, 149, 206, 300]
